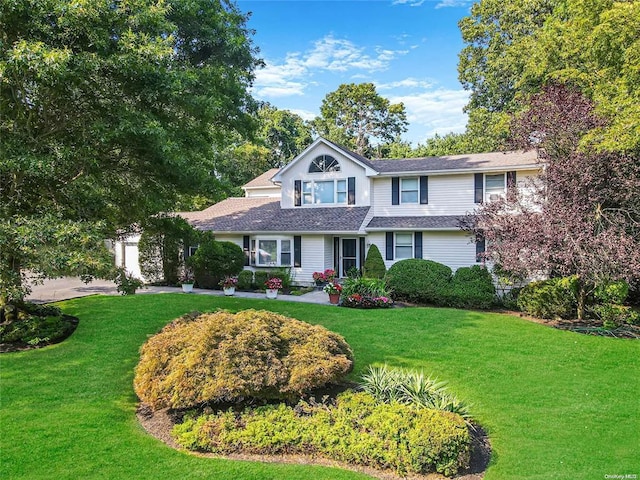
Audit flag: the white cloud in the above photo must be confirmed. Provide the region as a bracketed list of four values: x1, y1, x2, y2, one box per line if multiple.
[252, 35, 409, 99]
[287, 108, 317, 122]
[377, 77, 436, 91]
[392, 0, 426, 6]
[390, 89, 470, 141]
[434, 0, 473, 8]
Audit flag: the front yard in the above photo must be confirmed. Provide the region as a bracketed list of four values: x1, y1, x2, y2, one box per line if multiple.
[1, 294, 638, 479]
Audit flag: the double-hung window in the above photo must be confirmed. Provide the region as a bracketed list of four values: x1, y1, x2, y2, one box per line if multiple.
[395, 233, 413, 259]
[302, 180, 347, 205]
[255, 238, 292, 267]
[400, 178, 419, 204]
[485, 174, 505, 202]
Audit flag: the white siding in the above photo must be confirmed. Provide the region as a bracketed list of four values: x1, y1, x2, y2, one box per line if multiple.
[244, 187, 281, 198]
[298, 235, 328, 284]
[213, 234, 243, 249]
[279, 143, 372, 209]
[367, 231, 477, 272]
[372, 174, 476, 217]
[371, 169, 542, 217]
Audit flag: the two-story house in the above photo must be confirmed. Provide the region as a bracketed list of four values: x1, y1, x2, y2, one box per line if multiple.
[172, 137, 540, 284]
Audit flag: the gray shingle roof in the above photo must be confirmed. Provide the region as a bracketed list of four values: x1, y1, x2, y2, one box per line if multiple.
[371, 150, 539, 174]
[242, 168, 280, 188]
[366, 215, 463, 230]
[180, 197, 371, 233]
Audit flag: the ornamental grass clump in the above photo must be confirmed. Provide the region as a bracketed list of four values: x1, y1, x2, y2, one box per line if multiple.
[134, 309, 353, 410]
[360, 365, 472, 421]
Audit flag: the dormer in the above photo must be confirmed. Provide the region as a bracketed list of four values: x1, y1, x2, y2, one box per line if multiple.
[272, 137, 378, 209]
[242, 168, 281, 198]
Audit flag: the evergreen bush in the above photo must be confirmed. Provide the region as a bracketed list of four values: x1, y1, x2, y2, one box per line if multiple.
[134, 309, 354, 410]
[172, 391, 471, 477]
[186, 234, 245, 289]
[363, 244, 386, 279]
[444, 266, 496, 310]
[386, 259, 452, 304]
[253, 270, 268, 289]
[517, 277, 577, 319]
[237, 270, 253, 290]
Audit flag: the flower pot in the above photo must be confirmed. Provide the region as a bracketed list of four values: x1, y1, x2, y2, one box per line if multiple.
[223, 286, 235, 296]
[329, 293, 340, 304]
[181, 283, 194, 293]
[265, 288, 278, 299]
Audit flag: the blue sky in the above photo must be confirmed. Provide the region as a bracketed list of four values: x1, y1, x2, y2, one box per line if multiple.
[237, 0, 476, 146]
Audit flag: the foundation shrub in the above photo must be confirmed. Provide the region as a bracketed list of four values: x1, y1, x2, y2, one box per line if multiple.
[187, 234, 245, 289]
[236, 270, 253, 290]
[386, 259, 452, 304]
[172, 391, 471, 477]
[133, 309, 353, 410]
[363, 244, 386, 279]
[517, 277, 577, 319]
[253, 270, 268, 289]
[443, 266, 496, 310]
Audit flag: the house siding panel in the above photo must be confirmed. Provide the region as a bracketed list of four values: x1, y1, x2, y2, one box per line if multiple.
[368, 231, 475, 272]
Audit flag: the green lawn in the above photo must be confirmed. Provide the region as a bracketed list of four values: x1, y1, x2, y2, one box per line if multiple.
[1, 294, 638, 480]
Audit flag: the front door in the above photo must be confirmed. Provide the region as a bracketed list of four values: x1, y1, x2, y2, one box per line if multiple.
[341, 238, 357, 277]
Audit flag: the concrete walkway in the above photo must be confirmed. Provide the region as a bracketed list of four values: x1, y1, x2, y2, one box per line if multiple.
[27, 277, 331, 305]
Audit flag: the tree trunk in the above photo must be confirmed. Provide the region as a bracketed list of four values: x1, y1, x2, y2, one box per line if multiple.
[577, 284, 586, 320]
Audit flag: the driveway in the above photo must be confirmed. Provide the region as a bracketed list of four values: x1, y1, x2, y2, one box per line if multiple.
[26, 277, 330, 305]
[27, 277, 118, 304]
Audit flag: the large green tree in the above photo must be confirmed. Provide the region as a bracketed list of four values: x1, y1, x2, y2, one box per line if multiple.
[312, 83, 408, 156]
[0, 0, 259, 303]
[458, 0, 640, 152]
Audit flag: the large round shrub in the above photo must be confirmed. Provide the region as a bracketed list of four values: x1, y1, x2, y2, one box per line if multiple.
[363, 244, 386, 279]
[444, 266, 496, 310]
[187, 235, 245, 288]
[386, 259, 452, 304]
[134, 309, 354, 410]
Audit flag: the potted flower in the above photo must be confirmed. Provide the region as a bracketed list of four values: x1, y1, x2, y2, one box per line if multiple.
[312, 271, 327, 286]
[219, 276, 238, 296]
[179, 268, 195, 293]
[323, 282, 343, 304]
[264, 277, 282, 299]
[323, 269, 337, 282]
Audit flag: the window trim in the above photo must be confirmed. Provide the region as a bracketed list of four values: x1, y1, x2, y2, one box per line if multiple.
[394, 232, 414, 260]
[302, 179, 349, 205]
[485, 173, 506, 202]
[254, 237, 294, 267]
[309, 155, 340, 173]
[400, 177, 420, 204]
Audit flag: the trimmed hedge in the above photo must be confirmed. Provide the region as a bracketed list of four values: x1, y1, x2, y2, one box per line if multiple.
[173, 391, 471, 477]
[187, 235, 245, 289]
[363, 244, 386, 279]
[237, 270, 253, 290]
[134, 309, 353, 410]
[386, 259, 496, 309]
[386, 259, 452, 304]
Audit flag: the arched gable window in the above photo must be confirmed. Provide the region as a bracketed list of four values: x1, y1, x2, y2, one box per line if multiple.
[309, 155, 340, 173]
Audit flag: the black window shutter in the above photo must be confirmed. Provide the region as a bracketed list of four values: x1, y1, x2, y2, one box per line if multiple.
[243, 235, 250, 266]
[294, 236, 302, 267]
[414, 232, 423, 259]
[419, 176, 428, 204]
[294, 180, 301, 206]
[333, 237, 340, 272]
[474, 173, 484, 204]
[359, 237, 366, 272]
[347, 177, 356, 205]
[385, 232, 394, 260]
[392, 177, 400, 205]
[476, 234, 486, 263]
[507, 171, 517, 188]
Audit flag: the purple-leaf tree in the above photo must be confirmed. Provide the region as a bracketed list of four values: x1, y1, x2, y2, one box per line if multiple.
[474, 84, 640, 319]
